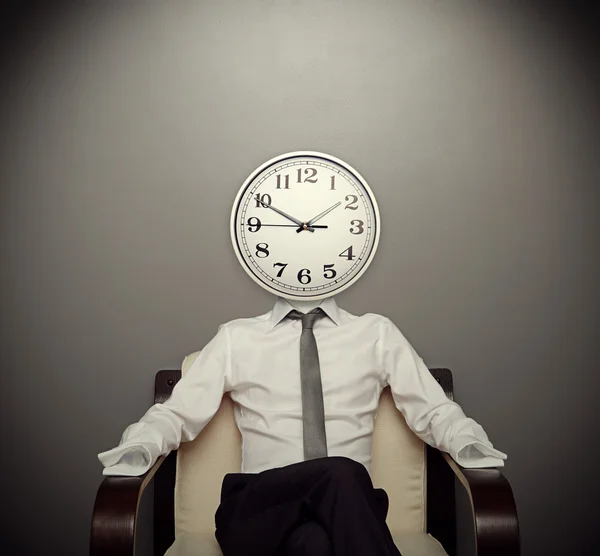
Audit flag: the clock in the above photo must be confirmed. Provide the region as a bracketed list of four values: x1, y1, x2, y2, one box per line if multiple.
[230, 151, 380, 300]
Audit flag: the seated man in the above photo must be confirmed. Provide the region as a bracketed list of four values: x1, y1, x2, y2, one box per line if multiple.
[98, 296, 506, 556]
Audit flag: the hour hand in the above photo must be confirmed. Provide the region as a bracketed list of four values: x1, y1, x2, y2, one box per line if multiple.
[261, 201, 315, 232]
[296, 201, 341, 233]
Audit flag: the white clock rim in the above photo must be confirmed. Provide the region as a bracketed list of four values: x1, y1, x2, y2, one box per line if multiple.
[229, 151, 381, 301]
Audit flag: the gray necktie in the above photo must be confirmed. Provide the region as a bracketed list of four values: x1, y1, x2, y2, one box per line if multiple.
[288, 308, 328, 460]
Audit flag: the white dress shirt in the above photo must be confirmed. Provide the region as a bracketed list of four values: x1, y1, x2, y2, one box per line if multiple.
[98, 297, 506, 476]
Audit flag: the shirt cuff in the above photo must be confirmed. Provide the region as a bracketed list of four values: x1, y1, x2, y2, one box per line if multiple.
[450, 435, 507, 468]
[98, 442, 161, 476]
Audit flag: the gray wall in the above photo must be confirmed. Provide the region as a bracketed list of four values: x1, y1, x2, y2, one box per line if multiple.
[1, 1, 598, 555]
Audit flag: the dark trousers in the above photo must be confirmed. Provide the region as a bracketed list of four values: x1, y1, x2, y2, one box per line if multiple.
[214, 456, 402, 556]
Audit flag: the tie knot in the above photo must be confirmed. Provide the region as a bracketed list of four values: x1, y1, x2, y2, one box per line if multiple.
[287, 307, 325, 330]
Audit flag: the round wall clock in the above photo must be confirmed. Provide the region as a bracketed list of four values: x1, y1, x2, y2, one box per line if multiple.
[230, 151, 380, 300]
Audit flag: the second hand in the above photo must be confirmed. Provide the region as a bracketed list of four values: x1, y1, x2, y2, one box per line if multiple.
[253, 224, 328, 228]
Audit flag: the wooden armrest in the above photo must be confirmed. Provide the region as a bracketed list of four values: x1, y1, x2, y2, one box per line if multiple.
[443, 454, 520, 556]
[90, 456, 166, 556]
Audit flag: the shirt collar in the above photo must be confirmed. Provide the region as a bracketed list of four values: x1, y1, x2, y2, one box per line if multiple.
[268, 297, 340, 330]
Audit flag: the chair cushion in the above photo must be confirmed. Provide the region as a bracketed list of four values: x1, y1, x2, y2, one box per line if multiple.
[174, 352, 426, 539]
[164, 533, 448, 556]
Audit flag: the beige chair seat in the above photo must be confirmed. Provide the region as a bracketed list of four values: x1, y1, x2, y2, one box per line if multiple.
[165, 351, 449, 555]
[165, 532, 448, 556]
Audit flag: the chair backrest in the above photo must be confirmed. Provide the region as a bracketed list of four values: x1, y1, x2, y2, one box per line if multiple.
[172, 351, 428, 542]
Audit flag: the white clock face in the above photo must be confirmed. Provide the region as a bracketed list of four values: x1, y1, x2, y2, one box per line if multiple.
[230, 151, 380, 300]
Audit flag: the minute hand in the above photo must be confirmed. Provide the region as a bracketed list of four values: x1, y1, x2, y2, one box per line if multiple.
[263, 201, 315, 233]
[296, 201, 342, 233]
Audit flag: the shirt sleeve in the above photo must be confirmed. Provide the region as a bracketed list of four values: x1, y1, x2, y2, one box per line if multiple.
[97, 323, 231, 476]
[379, 318, 507, 468]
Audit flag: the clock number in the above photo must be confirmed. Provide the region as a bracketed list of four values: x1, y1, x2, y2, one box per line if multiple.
[275, 174, 290, 189]
[256, 243, 270, 258]
[297, 268, 312, 284]
[345, 195, 359, 210]
[349, 219, 364, 235]
[273, 262, 288, 277]
[339, 245, 356, 261]
[297, 168, 318, 184]
[255, 193, 272, 208]
[323, 264, 337, 279]
[330, 175, 336, 190]
[247, 217, 262, 232]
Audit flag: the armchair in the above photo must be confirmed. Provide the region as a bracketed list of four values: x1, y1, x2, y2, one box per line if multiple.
[90, 365, 519, 556]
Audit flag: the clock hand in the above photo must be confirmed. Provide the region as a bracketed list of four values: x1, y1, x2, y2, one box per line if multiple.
[257, 224, 328, 228]
[295, 201, 342, 233]
[261, 200, 316, 233]
[307, 201, 342, 225]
